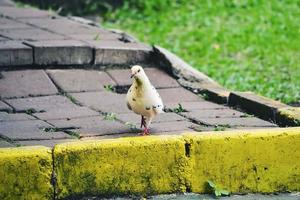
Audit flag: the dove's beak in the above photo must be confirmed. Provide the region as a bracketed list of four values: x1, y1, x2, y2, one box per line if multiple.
[130, 73, 135, 78]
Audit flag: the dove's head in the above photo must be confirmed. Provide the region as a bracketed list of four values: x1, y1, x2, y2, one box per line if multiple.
[130, 65, 146, 79]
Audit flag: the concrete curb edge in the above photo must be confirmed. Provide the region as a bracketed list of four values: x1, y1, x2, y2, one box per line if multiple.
[0, 127, 299, 199]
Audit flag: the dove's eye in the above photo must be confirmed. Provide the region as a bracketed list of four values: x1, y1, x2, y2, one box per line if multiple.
[137, 69, 141, 73]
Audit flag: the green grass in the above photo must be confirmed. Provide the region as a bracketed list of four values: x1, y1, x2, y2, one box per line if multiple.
[103, 0, 300, 104]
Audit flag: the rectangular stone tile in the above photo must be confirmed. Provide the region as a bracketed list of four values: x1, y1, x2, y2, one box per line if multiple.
[0, 112, 35, 121]
[48, 116, 133, 137]
[0, 70, 58, 98]
[19, 17, 108, 35]
[0, 41, 33, 66]
[0, 17, 31, 29]
[0, 6, 53, 19]
[106, 69, 131, 86]
[0, 0, 15, 6]
[87, 40, 151, 65]
[107, 68, 180, 89]
[69, 33, 121, 41]
[181, 109, 245, 120]
[150, 121, 195, 133]
[34, 107, 99, 121]
[0, 28, 66, 41]
[0, 100, 13, 112]
[6, 95, 77, 112]
[47, 69, 116, 92]
[165, 101, 226, 111]
[197, 117, 277, 127]
[25, 40, 93, 65]
[70, 91, 129, 113]
[144, 68, 180, 88]
[18, 139, 78, 147]
[0, 120, 72, 140]
[158, 88, 202, 103]
[117, 112, 187, 125]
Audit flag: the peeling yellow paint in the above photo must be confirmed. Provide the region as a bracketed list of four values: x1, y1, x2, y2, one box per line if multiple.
[183, 127, 300, 193]
[0, 146, 53, 200]
[54, 135, 188, 199]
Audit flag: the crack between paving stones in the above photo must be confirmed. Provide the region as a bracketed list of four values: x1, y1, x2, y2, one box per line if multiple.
[51, 148, 57, 200]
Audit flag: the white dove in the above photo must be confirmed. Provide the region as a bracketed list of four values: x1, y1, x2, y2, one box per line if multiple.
[126, 65, 164, 135]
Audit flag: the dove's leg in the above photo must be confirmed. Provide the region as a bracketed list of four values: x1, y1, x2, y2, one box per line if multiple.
[140, 116, 146, 128]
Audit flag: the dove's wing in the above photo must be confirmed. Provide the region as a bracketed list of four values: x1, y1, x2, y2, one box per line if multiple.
[143, 85, 164, 114]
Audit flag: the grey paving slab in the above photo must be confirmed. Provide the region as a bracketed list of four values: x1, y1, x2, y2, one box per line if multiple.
[0, 120, 72, 140]
[198, 117, 278, 127]
[17, 139, 78, 147]
[0, 70, 58, 98]
[47, 69, 115, 92]
[25, 40, 93, 65]
[6, 95, 77, 112]
[107, 68, 180, 88]
[69, 33, 121, 41]
[117, 112, 187, 124]
[0, 112, 35, 121]
[149, 121, 195, 133]
[0, 139, 14, 147]
[165, 101, 227, 111]
[87, 40, 151, 65]
[0, 17, 32, 29]
[0, 6, 53, 19]
[0, 0, 15, 6]
[0, 28, 66, 41]
[106, 69, 131, 86]
[181, 109, 245, 119]
[34, 107, 100, 121]
[70, 91, 129, 114]
[144, 68, 180, 88]
[48, 116, 134, 137]
[0, 41, 33, 66]
[0, 100, 12, 112]
[158, 88, 202, 103]
[19, 17, 109, 35]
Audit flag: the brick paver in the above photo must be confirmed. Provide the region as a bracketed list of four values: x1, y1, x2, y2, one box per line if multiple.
[47, 69, 115, 92]
[89, 40, 151, 65]
[48, 116, 134, 137]
[0, 70, 58, 98]
[0, 120, 72, 140]
[181, 109, 245, 119]
[0, 28, 66, 41]
[0, 17, 32, 29]
[117, 112, 187, 124]
[25, 40, 92, 65]
[158, 88, 202, 103]
[107, 68, 180, 88]
[0, 41, 33, 66]
[70, 91, 129, 113]
[0, 6, 53, 19]
[165, 101, 226, 111]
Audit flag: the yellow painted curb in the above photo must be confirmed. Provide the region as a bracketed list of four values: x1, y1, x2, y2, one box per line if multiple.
[277, 107, 300, 126]
[54, 135, 188, 199]
[183, 127, 300, 193]
[0, 146, 53, 200]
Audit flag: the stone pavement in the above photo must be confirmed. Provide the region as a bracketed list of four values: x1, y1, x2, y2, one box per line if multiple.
[0, 3, 278, 148]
